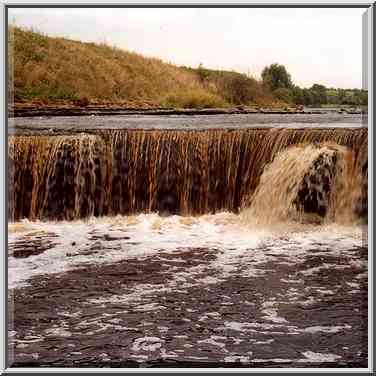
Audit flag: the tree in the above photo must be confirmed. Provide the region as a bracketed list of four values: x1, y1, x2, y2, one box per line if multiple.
[261, 63, 293, 91]
[311, 84, 326, 92]
[223, 73, 258, 105]
[310, 83, 327, 106]
[291, 86, 304, 105]
[302, 89, 313, 106]
[274, 87, 293, 103]
[197, 63, 210, 84]
[338, 89, 347, 104]
[360, 90, 368, 106]
[326, 90, 339, 105]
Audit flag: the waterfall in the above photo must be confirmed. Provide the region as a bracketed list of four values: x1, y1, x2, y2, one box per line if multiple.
[242, 142, 365, 225]
[8, 128, 367, 222]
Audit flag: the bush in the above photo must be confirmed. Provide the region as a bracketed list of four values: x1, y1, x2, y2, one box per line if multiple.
[162, 88, 227, 109]
[273, 87, 293, 103]
[291, 86, 304, 105]
[74, 96, 90, 106]
[222, 74, 260, 105]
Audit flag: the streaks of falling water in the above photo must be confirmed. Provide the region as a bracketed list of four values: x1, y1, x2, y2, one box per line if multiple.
[8, 128, 367, 221]
[241, 142, 365, 226]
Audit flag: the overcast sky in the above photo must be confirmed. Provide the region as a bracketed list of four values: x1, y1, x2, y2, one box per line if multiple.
[9, 7, 366, 89]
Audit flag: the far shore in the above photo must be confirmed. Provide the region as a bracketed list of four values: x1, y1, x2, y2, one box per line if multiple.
[9, 102, 364, 118]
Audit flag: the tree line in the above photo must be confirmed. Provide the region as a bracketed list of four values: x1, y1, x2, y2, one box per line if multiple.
[261, 63, 367, 107]
[191, 63, 367, 108]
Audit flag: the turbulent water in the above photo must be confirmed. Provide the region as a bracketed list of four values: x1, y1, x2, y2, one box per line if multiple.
[8, 128, 367, 221]
[8, 124, 368, 367]
[243, 143, 365, 226]
[8, 213, 364, 289]
[8, 212, 367, 367]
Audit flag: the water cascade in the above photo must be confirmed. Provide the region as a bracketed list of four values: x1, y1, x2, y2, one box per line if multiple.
[242, 142, 365, 225]
[8, 128, 367, 222]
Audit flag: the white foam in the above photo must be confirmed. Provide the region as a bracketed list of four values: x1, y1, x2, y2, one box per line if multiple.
[131, 337, 164, 352]
[302, 325, 351, 334]
[224, 355, 250, 363]
[8, 214, 364, 289]
[301, 351, 342, 362]
[198, 336, 227, 350]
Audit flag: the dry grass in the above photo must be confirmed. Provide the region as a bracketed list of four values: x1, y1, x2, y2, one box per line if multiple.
[9, 26, 280, 108]
[162, 88, 227, 109]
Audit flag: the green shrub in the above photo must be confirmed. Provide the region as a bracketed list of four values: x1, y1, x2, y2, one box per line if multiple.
[273, 87, 293, 103]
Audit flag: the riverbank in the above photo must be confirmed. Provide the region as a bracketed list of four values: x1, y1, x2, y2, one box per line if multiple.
[10, 27, 282, 111]
[9, 103, 364, 118]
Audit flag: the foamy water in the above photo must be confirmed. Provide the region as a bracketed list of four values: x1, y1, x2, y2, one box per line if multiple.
[8, 213, 365, 289]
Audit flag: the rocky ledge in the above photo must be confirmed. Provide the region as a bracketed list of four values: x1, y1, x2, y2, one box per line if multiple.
[9, 104, 359, 118]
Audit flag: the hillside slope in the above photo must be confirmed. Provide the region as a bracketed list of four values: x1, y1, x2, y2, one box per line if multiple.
[8, 27, 279, 108]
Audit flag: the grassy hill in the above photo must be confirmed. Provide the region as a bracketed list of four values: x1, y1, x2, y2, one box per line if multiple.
[8, 26, 280, 108]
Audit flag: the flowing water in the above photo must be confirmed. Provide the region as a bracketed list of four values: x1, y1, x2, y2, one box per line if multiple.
[8, 117, 368, 367]
[8, 127, 367, 221]
[243, 143, 365, 226]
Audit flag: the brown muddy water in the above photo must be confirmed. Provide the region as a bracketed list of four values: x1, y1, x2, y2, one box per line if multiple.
[8, 114, 368, 368]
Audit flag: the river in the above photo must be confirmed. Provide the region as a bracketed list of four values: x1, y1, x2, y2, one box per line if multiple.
[8, 113, 368, 368]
